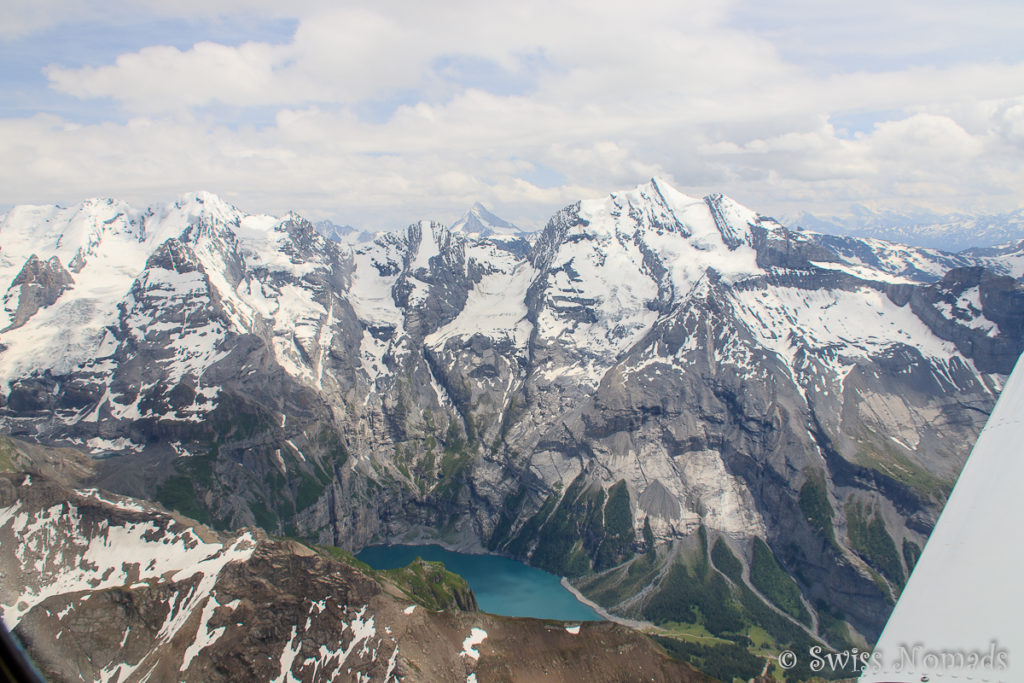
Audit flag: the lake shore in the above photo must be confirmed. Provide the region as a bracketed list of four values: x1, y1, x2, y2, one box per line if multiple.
[357, 543, 602, 622]
[560, 578, 656, 630]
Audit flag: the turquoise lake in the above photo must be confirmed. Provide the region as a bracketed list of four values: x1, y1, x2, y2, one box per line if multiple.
[356, 544, 603, 621]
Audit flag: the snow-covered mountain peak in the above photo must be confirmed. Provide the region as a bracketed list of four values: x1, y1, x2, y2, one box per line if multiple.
[574, 178, 764, 286]
[146, 192, 244, 242]
[583, 180, 689, 237]
[0, 193, 243, 267]
[450, 202, 523, 238]
[583, 179, 762, 248]
[170, 190, 237, 213]
[524, 180, 774, 383]
[0, 198, 140, 265]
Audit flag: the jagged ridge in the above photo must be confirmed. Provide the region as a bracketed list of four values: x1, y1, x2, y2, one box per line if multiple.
[1, 179, 1022, 650]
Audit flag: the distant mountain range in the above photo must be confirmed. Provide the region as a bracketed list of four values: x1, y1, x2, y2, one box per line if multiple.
[314, 203, 527, 244]
[783, 205, 1024, 252]
[313, 218, 360, 243]
[1, 180, 1022, 680]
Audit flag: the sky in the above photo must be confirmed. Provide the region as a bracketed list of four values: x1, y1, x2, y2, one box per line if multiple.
[1, 0, 1023, 230]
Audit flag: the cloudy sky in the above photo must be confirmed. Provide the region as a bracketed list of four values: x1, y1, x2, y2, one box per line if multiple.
[2, 0, 1023, 229]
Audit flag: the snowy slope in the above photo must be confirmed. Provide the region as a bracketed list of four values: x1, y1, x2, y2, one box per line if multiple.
[0, 473, 402, 682]
[0, 179, 1021, 652]
[0, 181, 997, 406]
[861, 355, 1024, 682]
[808, 232, 976, 283]
[0, 488, 256, 629]
[0, 468, 710, 683]
[0, 196, 363, 445]
[965, 238, 1024, 280]
[527, 181, 772, 387]
[0, 193, 270, 389]
[449, 202, 526, 237]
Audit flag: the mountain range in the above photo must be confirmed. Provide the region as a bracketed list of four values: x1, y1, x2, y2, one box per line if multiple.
[1, 179, 1023, 679]
[784, 205, 1024, 252]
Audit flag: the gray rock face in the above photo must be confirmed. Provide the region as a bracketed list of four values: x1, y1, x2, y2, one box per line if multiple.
[2, 254, 74, 330]
[894, 266, 1024, 374]
[0, 181, 1020, 647]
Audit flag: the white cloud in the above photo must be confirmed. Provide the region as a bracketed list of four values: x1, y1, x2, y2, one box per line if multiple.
[46, 42, 291, 112]
[698, 103, 1024, 213]
[869, 114, 983, 161]
[993, 103, 1024, 148]
[3, 0, 1024, 224]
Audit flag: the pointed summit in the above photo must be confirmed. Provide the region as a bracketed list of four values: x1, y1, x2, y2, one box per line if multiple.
[313, 219, 359, 243]
[450, 203, 524, 237]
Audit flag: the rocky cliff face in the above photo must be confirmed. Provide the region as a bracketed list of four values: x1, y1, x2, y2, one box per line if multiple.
[0, 466, 710, 683]
[1, 180, 1021, 649]
[1, 254, 75, 331]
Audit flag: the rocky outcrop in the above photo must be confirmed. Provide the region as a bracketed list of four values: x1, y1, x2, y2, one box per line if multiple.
[0, 470, 712, 683]
[897, 267, 1024, 374]
[749, 223, 836, 269]
[1, 254, 74, 331]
